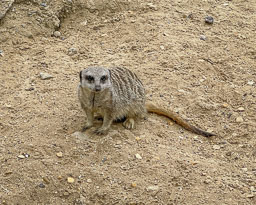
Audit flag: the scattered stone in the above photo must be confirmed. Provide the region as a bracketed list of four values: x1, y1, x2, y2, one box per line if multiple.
[81, 20, 88, 26]
[147, 3, 157, 10]
[135, 153, 142, 160]
[213, 145, 221, 150]
[68, 47, 78, 56]
[241, 167, 248, 172]
[246, 194, 254, 198]
[146, 185, 159, 191]
[247, 80, 255, 85]
[0, 50, 4, 57]
[67, 177, 75, 183]
[40, 3, 47, 7]
[236, 116, 244, 123]
[204, 179, 212, 184]
[53, 31, 61, 38]
[43, 176, 50, 184]
[38, 183, 45, 188]
[131, 182, 137, 188]
[160, 45, 165, 50]
[87, 179, 92, 183]
[222, 103, 229, 108]
[18, 154, 25, 159]
[200, 35, 207, 41]
[25, 87, 34, 91]
[205, 16, 214, 24]
[250, 186, 255, 192]
[135, 137, 141, 141]
[40, 72, 53, 80]
[56, 152, 63, 158]
[237, 107, 245, 112]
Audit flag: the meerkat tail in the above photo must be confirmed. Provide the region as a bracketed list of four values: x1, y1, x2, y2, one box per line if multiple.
[145, 102, 215, 137]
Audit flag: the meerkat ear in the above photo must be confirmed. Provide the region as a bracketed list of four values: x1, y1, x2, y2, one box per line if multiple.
[79, 71, 82, 82]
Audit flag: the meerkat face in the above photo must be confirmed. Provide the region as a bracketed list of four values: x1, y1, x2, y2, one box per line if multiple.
[80, 67, 111, 92]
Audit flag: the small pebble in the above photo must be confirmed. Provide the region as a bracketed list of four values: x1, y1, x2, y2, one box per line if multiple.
[56, 152, 63, 158]
[87, 179, 92, 183]
[146, 185, 159, 191]
[131, 182, 137, 188]
[68, 47, 78, 56]
[135, 153, 142, 160]
[0, 50, 4, 57]
[53, 31, 61, 38]
[237, 107, 245, 112]
[200, 35, 207, 41]
[38, 183, 45, 188]
[247, 80, 254, 85]
[246, 194, 254, 198]
[241, 168, 248, 172]
[40, 72, 53, 80]
[236, 116, 244, 122]
[160, 45, 165, 50]
[222, 103, 229, 108]
[135, 137, 141, 141]
[213, 145, 220, 150]
[18, 155, 25, 159]
[205, 16, 214, 24]
[67, 177, 75, 183]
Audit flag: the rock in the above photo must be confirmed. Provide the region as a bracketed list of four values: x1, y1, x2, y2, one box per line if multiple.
[205, 16, 214, 24]
[131, 182, 137, 188]
[87, 179, 92, 183]
[67, 177, 75, 183]
[200, 35, 207, 41]
[72, 131, 90, 141]
[53, 31, 61, 38]
[246, 194, 254, 198]
[213, 145, 221, 150]
[135, 153, 142, 160]
[160, 45, 165, 50]
[40, 72, 53, 80]
[135, 137, 141, 141]
[147, 3, 157, 10]
[247, 80, 255, 85]
[0, 50, 4, 57]
[236, 116, 244, 123]
[237, 107, 245, 112]
[18, 155, 25, 159]
[56, 152, 63, 158]
[241, 168, 248, 172]
[222, 103, 229, 108]
[68, 47, 78, 56]
[38, 183, 45, 188]
[146, 185, 159, 191]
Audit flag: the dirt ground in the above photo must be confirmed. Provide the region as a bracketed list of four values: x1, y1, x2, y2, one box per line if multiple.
[0, 0, 255, 204]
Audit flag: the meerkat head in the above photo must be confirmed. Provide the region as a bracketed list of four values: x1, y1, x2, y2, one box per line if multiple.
[79, 67, 111, 92]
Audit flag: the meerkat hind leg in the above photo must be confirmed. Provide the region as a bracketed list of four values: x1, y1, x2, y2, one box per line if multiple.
[123, 117, 135, 129]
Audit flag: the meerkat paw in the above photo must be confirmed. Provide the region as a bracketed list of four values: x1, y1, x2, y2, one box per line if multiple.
[81, 124, 93, 132]
[94, 127, 109, 135]
[123, 118, 135, 129]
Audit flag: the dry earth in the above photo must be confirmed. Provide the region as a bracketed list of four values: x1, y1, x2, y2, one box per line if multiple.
[0, 0, 256, 204]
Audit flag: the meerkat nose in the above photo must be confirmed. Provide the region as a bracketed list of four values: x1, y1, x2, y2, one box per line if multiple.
[95, 85, 101, 91]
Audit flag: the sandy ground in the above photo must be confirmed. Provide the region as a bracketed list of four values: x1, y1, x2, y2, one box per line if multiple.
[0, 0, 256, 204]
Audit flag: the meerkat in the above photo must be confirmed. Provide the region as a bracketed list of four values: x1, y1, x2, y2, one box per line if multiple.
[78, 66, 215, 137]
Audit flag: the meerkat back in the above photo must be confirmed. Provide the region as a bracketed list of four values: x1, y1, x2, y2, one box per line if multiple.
[109, 67, 146, 120]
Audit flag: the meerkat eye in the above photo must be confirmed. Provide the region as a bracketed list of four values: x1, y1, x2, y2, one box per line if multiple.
[85, 75, 94, 83]
[100, 75, 108, 82]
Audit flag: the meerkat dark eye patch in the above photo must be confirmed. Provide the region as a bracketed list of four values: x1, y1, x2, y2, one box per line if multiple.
[85, 75, 94, 83]
[100, 75, 108, 82]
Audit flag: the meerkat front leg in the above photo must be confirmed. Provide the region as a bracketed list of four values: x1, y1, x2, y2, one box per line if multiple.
[82, 108, 94, 132]
[94, 110, 113, 135]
